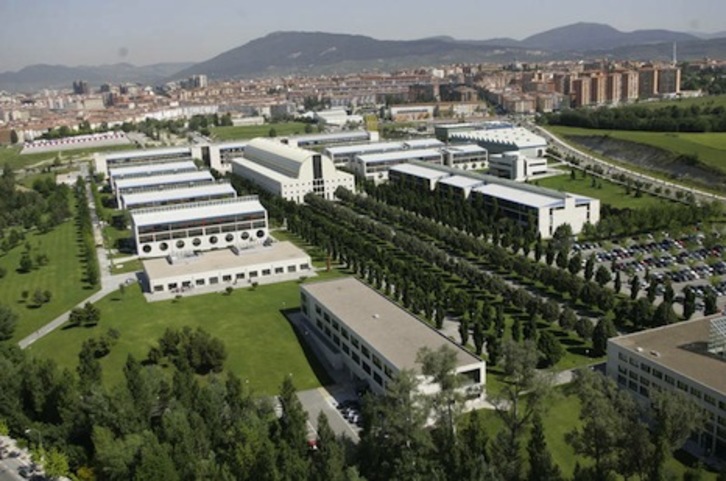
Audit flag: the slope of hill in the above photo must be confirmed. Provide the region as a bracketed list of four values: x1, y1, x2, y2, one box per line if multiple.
[171, 31, 533, 80]
[0, 62, 194, 92]
[521, 22, 698, 52]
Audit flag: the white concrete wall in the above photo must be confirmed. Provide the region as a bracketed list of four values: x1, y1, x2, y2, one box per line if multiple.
[136, 226, 269, 258]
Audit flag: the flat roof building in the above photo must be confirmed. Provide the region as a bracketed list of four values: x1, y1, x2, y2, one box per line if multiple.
[353, 148, 443, 183]
[231, 137, 355, 204]
[324, 141, 409, 166]
[300, 277, 485, 396]
[95, 146, 194, 175]
[450, 127, 547, 158]
[607, 316, 726, 460]
[114, 170, 215, 206]
[108, 161, 198, 190]
[285, 130, 377, 148]
[130, 196, 268, 258]
[143, 241, 313, 297]
[120, 182, 237, 210]
[488, 152, 548, 182]
[388, 162, 599, 238]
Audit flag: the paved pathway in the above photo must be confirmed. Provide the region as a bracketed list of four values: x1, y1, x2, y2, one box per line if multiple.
[18, 164, 138, 350]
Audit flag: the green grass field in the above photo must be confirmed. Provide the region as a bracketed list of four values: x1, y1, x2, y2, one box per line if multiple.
[0, 144, 136, 172]
[0, 215, 98, 342]
[536, 171, 666, 210]
[26, 274, 342, 395]
[547, 125, 726, 175]
[210, 122, 310, 141]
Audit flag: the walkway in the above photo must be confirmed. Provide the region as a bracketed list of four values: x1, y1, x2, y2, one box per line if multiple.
[18, 163, 138, 350]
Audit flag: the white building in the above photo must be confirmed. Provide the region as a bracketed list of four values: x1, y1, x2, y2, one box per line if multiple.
[442, 144, 488, 171]
[143, 241, 313, 296]
[203, 141, 247, 174]
[488, 152, 547, 181]
[354, 148, 443, 183]
[450, 127, 547, 158]
[108, 160, 198, 191]
[94, 146, 194, 176]
[300, 277, 485, 396]
[231, 138, 355, 203]
[388, 162, 600, 238]
[284, 130, 377, 148]
[120, 182, 237, 210]
[130, 196, 268, 258]
[324, 141, 411, 167]
[114, 170, 215, 206]
[607, 316, 726, 460]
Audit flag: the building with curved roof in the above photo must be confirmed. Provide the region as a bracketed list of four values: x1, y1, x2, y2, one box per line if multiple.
[231, 138, 355, 204]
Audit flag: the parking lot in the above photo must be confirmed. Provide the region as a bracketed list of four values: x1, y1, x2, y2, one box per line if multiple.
[573, 232, 726, 314]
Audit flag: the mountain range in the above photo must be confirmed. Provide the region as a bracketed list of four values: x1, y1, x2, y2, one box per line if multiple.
[2, 22, 725, 92]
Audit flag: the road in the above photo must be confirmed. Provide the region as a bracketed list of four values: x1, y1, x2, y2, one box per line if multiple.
[531, 124, 726, 206]
[18, 162, 139, 350]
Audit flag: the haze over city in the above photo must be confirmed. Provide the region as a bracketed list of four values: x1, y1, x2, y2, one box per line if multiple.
[1, 0, 725, 71]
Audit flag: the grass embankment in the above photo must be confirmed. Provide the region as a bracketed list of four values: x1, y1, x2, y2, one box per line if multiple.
[536, 171, 667, 210]
[0, 203, 98, 341]
[0, 144, 136, 171]
[210, 122, 309, 141]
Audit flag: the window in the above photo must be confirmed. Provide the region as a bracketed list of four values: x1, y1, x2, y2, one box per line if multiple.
[652, 369, 663, 380]
[677, 380, 688, 392]
[196, 279, 205, 286]
[241, 231, 250, 240]
[316, 319, 323, 330]
[209, 277, 219, 285]
[372, 355, 382, 369]
[287, 265, 297, 273]
[256, 229, 265, 238]
[640, 363, 651, 374]
[225, 234, 234, 242]
[209, 236, 218, 244]
[373, 372, 383, 386]
[249, 271, 258, 278]
[342, 343, 350, 355]
[262, 269, 271, 276]
[690, 387, 702, 399]
[275, 267, 284, 274]
[705, 394, 716, 406]
[192, 238, 201, 246]
[362, 362, 371, 375]
[142, 245, 152, 253]
[315, 304, 322, 315]
[160, 242, 169, 251]
[332, 321, 339, 332]
[351, 337, 359, 349]
[236, 273, 245, 279]
[333, 335, 340, 346]
[665, 375, 675, 386]
[361, 346, 370, 359]
[351, 352, 360, 364]
[341, 328, 349, 340]
[222, 275, 232, 282]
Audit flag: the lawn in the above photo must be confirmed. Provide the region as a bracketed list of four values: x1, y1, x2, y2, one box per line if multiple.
[0, 210, 97, 342]
[210, 122, 309, 141]
[546, 125, 726, 176]
[536, 170, 666, 210]
[27, 274, 341, 396]
[0, 144, 136, 172]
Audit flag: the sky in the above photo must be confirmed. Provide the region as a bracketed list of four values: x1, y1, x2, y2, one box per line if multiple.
[0, 0, 724, 71]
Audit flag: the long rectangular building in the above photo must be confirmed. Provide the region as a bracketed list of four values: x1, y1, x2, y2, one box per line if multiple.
[388, 162, 599, 238]
[607, 316, 726, 460]
[301, 277, 485, 396]
[95, 146, 194, 175]
[120, 182, 237, 210]
[353, 148, 443, 183]
[114, 170, 215, 206]
[130, 196, 268, 258]
[108, 160, 198, 190]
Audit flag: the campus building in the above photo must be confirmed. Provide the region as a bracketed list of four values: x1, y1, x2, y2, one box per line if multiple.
[300, 277, 486, 396]
[324, 139, 447, 168]
[142, 240, 313, 296]
[108, 160, 198, 191]
[130, 196, 268, 258]
[607, 316, 726, 460]
[94, 146, 194, 175]
[449, 127, 547, 158]
[283, 130, 378, 149]
[388, 162, 600, 238]
[353, 148, 444, 183]
[488, 152, 547, 181]
[120, 182, 237, 210]
[200, 141, 248, 174]
[114, 170, 216, 206]
[230, 138, 355, 203]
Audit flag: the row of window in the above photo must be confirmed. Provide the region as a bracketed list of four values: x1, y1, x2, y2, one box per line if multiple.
[137, 213, 266, 235]
[140, 230, 266, 253]
[308, 300, 394, 387]
[153, 263, 310, 292]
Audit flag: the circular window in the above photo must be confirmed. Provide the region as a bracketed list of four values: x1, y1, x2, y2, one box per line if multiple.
[160, 242, 169, 251]
[142, 245, 152, 253]
[176, 240, 185, 249]
[209, 236, 218, 245]
[256, 229, 265, 238]
[241, 232, 250, 240]
[192, 238, 201, 247]
[225, 234, 234, 242]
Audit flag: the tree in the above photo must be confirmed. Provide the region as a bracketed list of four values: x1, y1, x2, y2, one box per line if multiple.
[44, 448, 70, 480]
[83, 302, 101, 326]
[683, 287, 697, 320]
[416, 345, 462, 436]
[268, 127, 278, 138]
[575, 317, 594, 341]
[10, 130, 19, 144]
[472, 318, 485, 355]
[491, 341, 552, 481]
[594, 266, 611, 288]
[591, 318, 617, 357]
[19, 251, 33, 273]
[568, 252, 582, 275]
[32, 288, 46, 307]
[613, 271, 622, 294]
[630, 274, 640, 300]
[537, 331, 564, 368]
[459, 314, 470, 346]
[0, 305, 18, 341]
[311, 412, 345, 481]
[134, 436, 179, 481]
[527, 413, 563, 481]
[584, 255, 595, 282]
[77, 339, 102, 388]
[559, 307, 577, 331]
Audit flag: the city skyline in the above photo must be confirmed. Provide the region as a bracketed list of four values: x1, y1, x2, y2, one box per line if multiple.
[0, 0, 724, 72]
